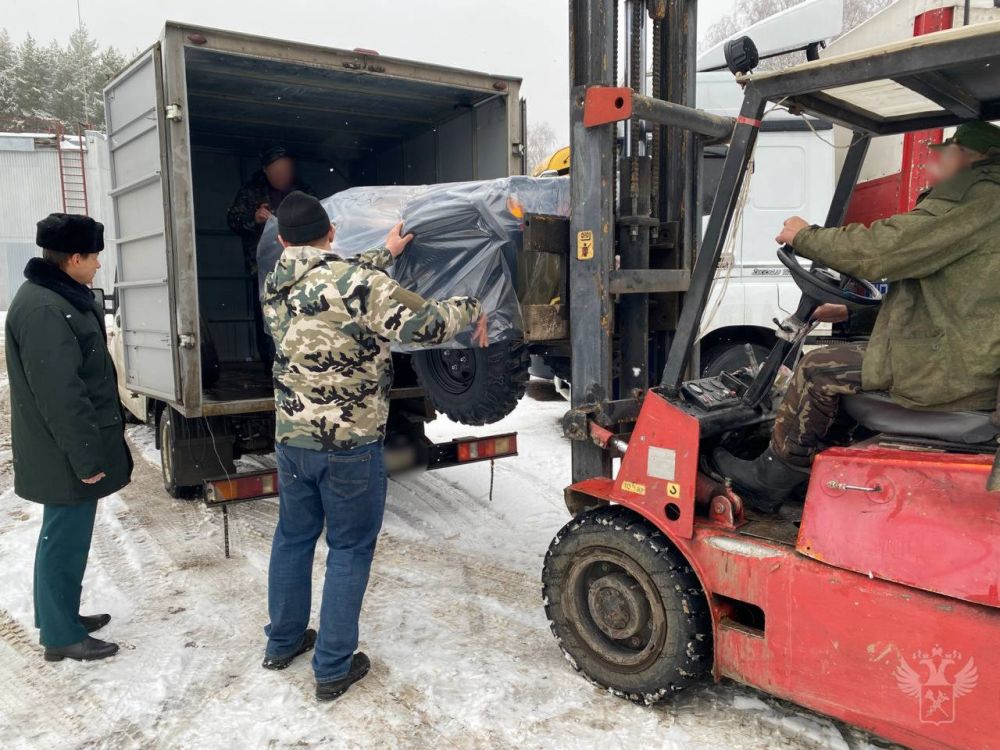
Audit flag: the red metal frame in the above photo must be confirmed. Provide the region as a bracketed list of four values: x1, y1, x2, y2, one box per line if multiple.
[844, 8, 953, 226]
[582, 86, 635, 127]
[566, 391, 1000, 750]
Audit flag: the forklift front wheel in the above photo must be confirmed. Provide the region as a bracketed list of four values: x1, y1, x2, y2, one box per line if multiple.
[542, 506, 712, 703]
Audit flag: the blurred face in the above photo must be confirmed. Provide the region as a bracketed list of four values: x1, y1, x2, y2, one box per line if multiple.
[928, 145, 983, 185]
[64, 252, 101, 285]
[263, 157, 295, 191]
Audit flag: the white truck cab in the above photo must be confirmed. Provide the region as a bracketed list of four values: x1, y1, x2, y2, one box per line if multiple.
[695, 72, 836, 374]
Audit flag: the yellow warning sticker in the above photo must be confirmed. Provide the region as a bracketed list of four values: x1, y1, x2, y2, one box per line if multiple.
[621, 480, 646, 495]
[666, 482, 681, 498]
[577, 230, 594, 260]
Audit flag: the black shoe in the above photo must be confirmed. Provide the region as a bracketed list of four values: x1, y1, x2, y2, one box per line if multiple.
[713, 446, 809, 514]
[262, 629, 317, 670]
[316, 652, 371, 702]
[44, 636, 119, 662]
[79, 613, 111, 634]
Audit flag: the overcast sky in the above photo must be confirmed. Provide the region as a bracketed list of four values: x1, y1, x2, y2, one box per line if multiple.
[3, 0, 736, 142]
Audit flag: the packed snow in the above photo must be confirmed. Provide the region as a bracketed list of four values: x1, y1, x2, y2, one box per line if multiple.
[0, 371, 892, 749]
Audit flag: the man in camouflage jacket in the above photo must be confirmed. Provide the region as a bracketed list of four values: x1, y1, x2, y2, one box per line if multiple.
[715, 121, 1000, 513]
[260, 191, 486, 701]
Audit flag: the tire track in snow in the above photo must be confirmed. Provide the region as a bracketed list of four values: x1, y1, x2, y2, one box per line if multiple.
[0, 610, 128, 748]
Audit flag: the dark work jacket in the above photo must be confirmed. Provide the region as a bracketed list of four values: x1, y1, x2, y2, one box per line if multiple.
[5, 259, 133, 504]
[226, 171, 314, 274]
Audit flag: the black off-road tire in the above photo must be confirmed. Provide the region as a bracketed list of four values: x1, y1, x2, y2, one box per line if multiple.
[542, 505, 713, 704]
[412, 340, 529, 425]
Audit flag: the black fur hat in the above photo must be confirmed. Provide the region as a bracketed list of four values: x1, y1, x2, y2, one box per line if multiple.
[36, 213, 105, 254]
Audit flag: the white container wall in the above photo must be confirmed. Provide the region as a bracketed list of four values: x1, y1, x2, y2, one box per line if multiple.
[0, 131, 114, 309]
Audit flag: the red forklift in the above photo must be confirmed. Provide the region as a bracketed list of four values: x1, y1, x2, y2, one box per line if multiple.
[542, 5, 1000, 749]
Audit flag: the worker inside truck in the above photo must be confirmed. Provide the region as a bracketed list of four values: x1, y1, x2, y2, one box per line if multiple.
[714, 120, 1000, 513]
[226, 146, 315, 369]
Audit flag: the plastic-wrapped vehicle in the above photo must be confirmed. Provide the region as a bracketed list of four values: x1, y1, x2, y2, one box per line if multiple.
[258, 176, 570, 425]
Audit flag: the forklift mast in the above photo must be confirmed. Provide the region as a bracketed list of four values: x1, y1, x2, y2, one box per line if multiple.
[567, 0, 745, 486]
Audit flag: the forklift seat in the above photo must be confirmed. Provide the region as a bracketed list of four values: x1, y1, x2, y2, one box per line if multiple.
[843, 392, 1000, 445]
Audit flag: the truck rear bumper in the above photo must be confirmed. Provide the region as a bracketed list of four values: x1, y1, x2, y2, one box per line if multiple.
[203, 432, 518, 506]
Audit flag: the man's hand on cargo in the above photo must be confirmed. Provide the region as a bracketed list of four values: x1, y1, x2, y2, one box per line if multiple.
[255, 204, 272, 224]
[776, 216, 810, 247]
[812, 304, 849, 324]
[81, 472, 106, 485]
[386, 221, 415, 257]
[473, 314, 489, 347]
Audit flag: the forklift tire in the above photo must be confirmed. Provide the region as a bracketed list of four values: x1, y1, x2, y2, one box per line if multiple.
[542, 506, 712, 704]
[159, 408, 200, 499]
[411, 340, 529, 425]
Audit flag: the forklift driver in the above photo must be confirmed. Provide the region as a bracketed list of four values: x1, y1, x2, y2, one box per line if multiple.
[715, 120, 1000, 513]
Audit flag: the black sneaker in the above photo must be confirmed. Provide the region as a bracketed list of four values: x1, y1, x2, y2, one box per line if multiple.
[316, 652, 371, 702]
[79, 613, 111, 634]
[262, 629, 317, 670]
[44, 636, 119, 662]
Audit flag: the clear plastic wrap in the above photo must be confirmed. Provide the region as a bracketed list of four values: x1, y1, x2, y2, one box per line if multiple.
[257, 176, 569, 349]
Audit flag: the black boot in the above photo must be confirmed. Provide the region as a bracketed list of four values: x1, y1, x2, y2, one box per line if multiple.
[80, 614, 111, 634]
[44, 636, 119, 662]
[316, 652, 371, 702]
[713, 446, 809, 513]
[262, 628, 317, 670]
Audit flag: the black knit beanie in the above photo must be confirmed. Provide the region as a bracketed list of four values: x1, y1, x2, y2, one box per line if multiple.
[277, 191, 331, 245]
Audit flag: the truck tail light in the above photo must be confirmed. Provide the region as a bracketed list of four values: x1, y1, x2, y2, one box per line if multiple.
[205, 471, 278, 505]
[456, 434, 518, 462]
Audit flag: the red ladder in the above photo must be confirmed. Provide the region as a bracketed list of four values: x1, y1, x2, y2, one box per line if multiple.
[56, 123, 89, 215]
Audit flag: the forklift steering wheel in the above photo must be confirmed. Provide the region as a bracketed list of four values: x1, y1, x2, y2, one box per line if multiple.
[777, 246, 882, 308]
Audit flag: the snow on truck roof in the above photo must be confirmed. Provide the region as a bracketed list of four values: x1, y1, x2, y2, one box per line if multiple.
[738, 20, 1000, 134]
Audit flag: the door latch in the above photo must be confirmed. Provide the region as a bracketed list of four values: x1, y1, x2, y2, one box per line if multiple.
[178, 333, 196, 349]
[165, 103, 183, 122]
[826, 480, 882, 493]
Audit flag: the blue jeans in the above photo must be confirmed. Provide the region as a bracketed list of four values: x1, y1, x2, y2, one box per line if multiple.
[265, 441, 386, 682]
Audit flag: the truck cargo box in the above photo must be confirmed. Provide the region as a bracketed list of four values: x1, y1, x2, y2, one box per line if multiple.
[105, 22, 524, 419]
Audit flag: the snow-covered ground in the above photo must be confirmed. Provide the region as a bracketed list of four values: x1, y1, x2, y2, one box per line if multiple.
[0, 373, 892, 750]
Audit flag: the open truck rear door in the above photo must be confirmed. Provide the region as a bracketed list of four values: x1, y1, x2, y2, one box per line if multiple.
[104, 45, 181, 402]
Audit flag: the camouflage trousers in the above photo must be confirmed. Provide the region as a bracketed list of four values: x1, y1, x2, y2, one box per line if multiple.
[772, 342, 866, 467]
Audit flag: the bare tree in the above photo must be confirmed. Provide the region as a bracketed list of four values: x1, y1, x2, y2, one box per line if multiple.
[526, 121, 561, 174]
[702, 0, 892, 69]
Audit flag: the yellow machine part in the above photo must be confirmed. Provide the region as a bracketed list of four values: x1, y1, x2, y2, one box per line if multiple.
[532, 146, 571, 176]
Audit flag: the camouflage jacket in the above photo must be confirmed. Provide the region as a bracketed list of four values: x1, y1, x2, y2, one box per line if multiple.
[262, 244, 482, 451]
[226, 171, 314, 273]
[794, 154, 1000, 411]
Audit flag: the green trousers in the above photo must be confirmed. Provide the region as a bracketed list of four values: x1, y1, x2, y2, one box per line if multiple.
[33, 500, 98, 648]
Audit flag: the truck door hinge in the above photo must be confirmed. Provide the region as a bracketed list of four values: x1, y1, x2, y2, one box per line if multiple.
[178, 333, 196, 349]
[165, 103, 183, 122]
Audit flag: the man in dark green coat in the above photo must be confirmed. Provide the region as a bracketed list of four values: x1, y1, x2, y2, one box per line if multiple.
[5, 213, 133, 661]
[716, 121, 1000, 512]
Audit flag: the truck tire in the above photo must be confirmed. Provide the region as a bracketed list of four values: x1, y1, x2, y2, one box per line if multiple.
[701, 341, 770, 378]
[411, 340, 529, 425]
[542, 506, 712, 704]
[159, 408, 201, 499]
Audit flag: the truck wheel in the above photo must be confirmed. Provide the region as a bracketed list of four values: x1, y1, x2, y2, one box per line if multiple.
[542, 506, 712, 704]
[701, 341, 770, 378]
[159, 408, 200, 499]
[412, 340, 529, 425]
